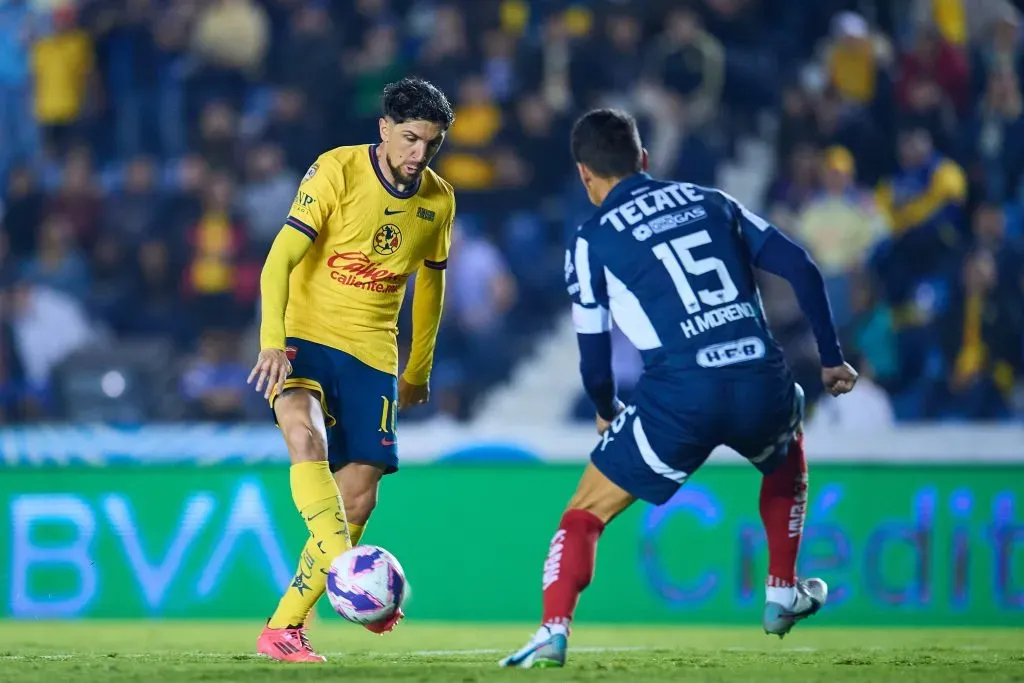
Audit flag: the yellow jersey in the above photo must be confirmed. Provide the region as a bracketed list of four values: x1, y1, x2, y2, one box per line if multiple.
[283, 144, 455, 375]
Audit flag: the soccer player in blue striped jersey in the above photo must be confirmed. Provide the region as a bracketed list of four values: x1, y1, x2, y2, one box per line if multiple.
[501, 109, 859, 669]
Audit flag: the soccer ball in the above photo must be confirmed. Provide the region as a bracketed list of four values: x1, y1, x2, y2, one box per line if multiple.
[325, 545, 409, 625]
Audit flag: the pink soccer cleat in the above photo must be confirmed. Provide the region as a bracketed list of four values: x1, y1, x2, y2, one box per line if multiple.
[257, 624, 326, 662]
[363, 607, 405, 635]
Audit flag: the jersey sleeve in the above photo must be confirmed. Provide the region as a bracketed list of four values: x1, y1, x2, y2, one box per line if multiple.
[566, 232, 611, 334]
[424, 192, 455, 271]
[718, 190, 780, 259]
[285, 157, 341, 240]
[566, 231, 618, 419]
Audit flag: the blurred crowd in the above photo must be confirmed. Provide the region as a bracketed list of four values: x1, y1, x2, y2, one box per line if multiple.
[0, 0, 1022, 426]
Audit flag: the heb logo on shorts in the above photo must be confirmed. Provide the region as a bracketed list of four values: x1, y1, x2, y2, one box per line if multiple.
[697, 337, 765, 368]
[327, 251, 401, 294]
[285, 346, 298, 360]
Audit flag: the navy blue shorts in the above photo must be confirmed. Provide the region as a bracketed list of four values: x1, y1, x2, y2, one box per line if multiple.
[271, 337, 399, 474]
[591, 373, 804, 505]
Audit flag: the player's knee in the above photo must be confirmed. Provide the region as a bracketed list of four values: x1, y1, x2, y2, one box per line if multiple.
[281, 422, 327, 463]
[566, 463, 634, 524]
[275, 390, 328, 463]
[344, 486, 377, 526]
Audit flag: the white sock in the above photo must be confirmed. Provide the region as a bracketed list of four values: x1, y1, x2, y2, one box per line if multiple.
[766, 585, 796, 608]
[541, 621, 569, 637]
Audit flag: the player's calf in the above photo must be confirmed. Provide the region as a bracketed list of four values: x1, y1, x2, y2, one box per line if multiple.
[759, 432, 808, 609]
[759, 431, 827, 638]
[501, 464, 635, 668]
[267, 389, 351, 630]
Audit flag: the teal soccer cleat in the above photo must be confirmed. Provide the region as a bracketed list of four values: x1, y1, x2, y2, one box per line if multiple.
[498, 624, 568, 669]
[763, 578, 828, 638]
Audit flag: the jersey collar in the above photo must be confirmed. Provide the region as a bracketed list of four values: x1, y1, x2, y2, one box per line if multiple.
[369, 144, 422, 199]
[600, 172, 651, 209]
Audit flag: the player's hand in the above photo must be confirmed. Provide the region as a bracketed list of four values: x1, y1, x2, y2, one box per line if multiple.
[248, 348, 292, 400]
[821, 363, 859, 397]
[595, 400, 626, 436]
[398, 376, 429, 410]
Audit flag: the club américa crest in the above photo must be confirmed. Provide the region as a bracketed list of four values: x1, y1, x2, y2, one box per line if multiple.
[373, 224, 402, 256]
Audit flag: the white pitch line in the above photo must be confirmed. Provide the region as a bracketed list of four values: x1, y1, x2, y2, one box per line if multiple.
[0, 644, 1001, 662]
[0, 647, 652, 661]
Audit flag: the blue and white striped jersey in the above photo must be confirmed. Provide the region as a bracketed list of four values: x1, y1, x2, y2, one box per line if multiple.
[566, 173, 788, 376]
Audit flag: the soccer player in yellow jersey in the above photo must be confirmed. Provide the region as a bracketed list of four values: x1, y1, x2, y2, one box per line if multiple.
[248, 78, 456, 662]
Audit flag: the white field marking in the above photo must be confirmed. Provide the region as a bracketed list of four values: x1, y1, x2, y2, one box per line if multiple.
[0, 644, 1002, 662]
[0, 647, 652, 661]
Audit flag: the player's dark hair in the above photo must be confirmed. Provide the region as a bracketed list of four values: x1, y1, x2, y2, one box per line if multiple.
[382, 77, 455, 130]
[570, 109, 643, 179]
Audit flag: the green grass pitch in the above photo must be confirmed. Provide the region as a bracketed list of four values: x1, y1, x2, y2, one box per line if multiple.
[0, 621, 1021, 682]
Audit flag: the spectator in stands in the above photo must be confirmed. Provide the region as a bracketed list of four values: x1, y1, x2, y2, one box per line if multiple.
[796, 146, 887, 278]
[480, 28, 518, 103]
[240, 143, 297, 250]
[764, 142, 820, 233]
[99, 0, 163, 158]
[21, 214, 90, 301]
[970, 7, 1023, 99]
[189, 0, 268, 108]
[932, 248, 1024, 419]
[415, 4, 473, 100]
[646, 5, 725, 131]
[271, 3, 337, 109]
[344, 23, 405, 121]
[813, 88, 888, 187]
[845, 272, 900, 393]
[444, 220, 518, 395]
[775, 82, 816, 170]
[181, 173, 255, 329]
[194, 101, 241, 174]
[897, 27, 970, 121]
[122, 238, 189, 342]
[102, 155, 163, 248]
[264, 87, 322, 174]
[180, 327, 248, 421]
[971, 203, 1023, 269]
[640, 5, 724, 181]
[30, 5, 96, 159]
[8, 277, 98, 395]
[437, 75, 503, 191]
[825, 11, 886, 110]
[165, 153, 209, 236]
[1, 164, 42, 259]
[873, 125, 968, 318]
[794, 146, 888, 326]
[0, 0, 39, 179]
[49, 145, 103, 248]
[88, 229, 133, 326]
[961, 67, 1024, 203]
[582, 10, 644, 101]
[503, 93, 568, 196]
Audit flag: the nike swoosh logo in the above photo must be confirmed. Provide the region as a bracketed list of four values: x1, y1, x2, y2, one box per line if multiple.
[384, 208, 405, 215]
[304, 508, 328, 522]
[381, 438, 396, 446]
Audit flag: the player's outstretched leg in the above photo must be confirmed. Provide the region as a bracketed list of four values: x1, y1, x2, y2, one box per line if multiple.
[259, 389, 352, 663]
[759, 432, 827, 637]
[500, 464, 634, 669]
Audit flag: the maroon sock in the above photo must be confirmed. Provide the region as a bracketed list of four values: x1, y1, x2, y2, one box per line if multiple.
[759, 433, 808, 587]
[540, 509, 605, 627]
